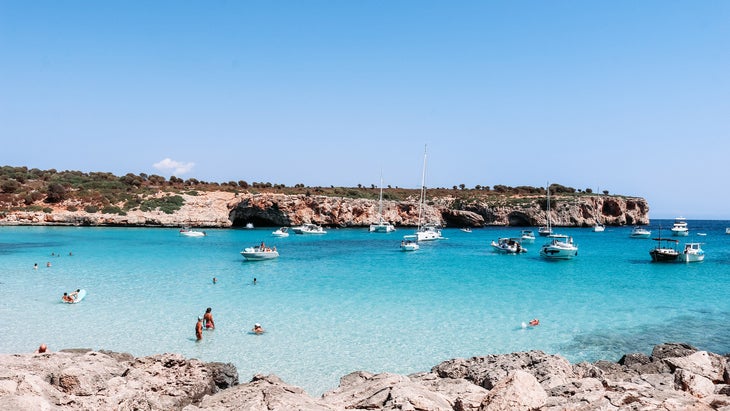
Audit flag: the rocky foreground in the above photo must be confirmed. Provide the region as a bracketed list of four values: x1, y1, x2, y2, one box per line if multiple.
[1, 343, 728, 410]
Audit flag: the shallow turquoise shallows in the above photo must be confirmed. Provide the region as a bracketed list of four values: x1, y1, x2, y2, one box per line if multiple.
[2, 221, 729, 395]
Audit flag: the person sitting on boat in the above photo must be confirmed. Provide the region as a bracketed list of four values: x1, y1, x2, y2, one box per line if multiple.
[69, 289, 80, 300]
[529, 319, 540, 326]
[62, 292, 74, 303]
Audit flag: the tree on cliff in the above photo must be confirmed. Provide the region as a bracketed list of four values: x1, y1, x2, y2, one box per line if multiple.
[45, 183, 66, 203]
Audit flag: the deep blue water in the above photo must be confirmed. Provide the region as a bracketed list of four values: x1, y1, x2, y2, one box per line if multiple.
[1, 220, 729, 395]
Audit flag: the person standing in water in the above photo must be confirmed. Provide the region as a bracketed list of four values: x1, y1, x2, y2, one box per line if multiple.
[195, 317, 203, 341]
[203, 307, 215, 329]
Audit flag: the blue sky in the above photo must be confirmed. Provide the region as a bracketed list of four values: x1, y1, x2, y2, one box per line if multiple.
[1, 1, 729, 219]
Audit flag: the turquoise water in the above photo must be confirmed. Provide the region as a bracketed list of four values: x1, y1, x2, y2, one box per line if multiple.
[2, 221, 729, 395]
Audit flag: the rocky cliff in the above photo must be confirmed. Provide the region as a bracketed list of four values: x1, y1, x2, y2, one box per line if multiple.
[0, 191, 649, 228]
[1, 343, 728, 410]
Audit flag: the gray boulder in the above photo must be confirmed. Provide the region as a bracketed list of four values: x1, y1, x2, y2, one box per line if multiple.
[432, 350, 574, 390]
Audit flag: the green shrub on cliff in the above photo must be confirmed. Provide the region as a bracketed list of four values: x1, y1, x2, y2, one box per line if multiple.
[0, 166, 628, 217]
[140, 195, 184, 214]
[102, 205, 126, 215]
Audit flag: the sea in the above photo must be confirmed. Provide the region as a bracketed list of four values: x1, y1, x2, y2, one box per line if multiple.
[2, 220, 729, 396]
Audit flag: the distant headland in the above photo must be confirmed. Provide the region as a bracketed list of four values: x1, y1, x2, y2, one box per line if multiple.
[0, 166, 649, 228]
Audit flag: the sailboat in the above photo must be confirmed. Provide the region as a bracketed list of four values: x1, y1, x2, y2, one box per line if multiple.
[538, 183, 552, 237]
[414, 146, 443, 242]
[369, 173, 395, 233]
[592, 203, 605, 232]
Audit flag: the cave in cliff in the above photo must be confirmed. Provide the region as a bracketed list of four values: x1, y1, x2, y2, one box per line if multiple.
[230, 215, 282, 228]
[507, 212, 532, 226]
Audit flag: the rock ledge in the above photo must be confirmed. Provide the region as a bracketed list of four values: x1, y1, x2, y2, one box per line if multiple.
[2, 343, 727, 410]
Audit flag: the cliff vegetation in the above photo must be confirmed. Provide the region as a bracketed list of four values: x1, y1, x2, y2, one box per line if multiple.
[0, 165, 649, 228]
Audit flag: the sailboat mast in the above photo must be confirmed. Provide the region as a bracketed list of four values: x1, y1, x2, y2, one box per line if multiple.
[417, 145, 427, 230]
[378, 172, 384, 223]
[546, 182, 551, 230]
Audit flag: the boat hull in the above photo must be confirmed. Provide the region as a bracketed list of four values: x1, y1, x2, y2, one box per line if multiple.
[369, 224, 395, 233]
[681, 243, 705, 262]
[491, 243, 526, 254]
[241, 247, 279, 261]
[519, 231, 535, 243]
[539, 245, 578, 259]
[649, 249, 679, 262]
[271, 227, 289, 237]
[400, 243, 419, 251]
[417, 231, 441, 241]
[630, 233, 651, 239]
[416, 226, 443, 241]
[682, 252, 704, 262]
[491, 238, 526, 254]
[180, 231, 205, 237]
[292, 224, 327, 234]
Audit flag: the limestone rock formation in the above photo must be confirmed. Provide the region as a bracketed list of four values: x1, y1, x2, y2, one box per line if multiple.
[0, 190, 649, 228]
[1, 343, 728, 410]
[228, 192, 649, 228]
[0, 349, 237, 410]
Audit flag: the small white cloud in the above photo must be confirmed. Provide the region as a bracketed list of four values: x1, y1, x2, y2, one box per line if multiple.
[153, 158, 195, 175]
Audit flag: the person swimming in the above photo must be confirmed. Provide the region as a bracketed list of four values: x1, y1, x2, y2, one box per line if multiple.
[252, 323, 264, 334]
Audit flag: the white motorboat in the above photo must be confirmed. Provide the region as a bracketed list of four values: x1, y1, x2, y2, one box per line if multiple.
[519, 230, 536, 243]
[681, 242, 705, 263]
[417, 223, 443, 241]
[370, 174, 396, 233]
[240, 244, 279, 260]
[271, 227, 290, 237]
[460, 227, 472, 233]
[414, 146, 444, 241]
[538, 183, 553, 237]
[491, 238, 526, 254]
[630, 226, 651, 238]
[726, 227, 730, 235]
[539, 234, 578, 260]
[649, 237, 680, 262]
[179, 227, 206, 237]
[245, 223, 254, 229]
[400, 235, 419, 251]
[292, 224, 327, 234]
[670, 217, 689, 236]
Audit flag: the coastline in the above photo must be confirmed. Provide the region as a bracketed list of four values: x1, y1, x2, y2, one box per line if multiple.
[0, 191, 650, 229]
[2, 343, 728, 410]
